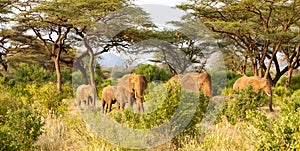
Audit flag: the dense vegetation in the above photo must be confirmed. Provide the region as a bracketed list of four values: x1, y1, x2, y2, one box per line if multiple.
[1, 64, 300, 150]
[1, 0, 300, 150]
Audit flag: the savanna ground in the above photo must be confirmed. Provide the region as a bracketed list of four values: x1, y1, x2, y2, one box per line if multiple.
[1, 64, 300, 151]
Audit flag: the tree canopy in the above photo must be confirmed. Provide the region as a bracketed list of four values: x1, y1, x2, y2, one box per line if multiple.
[177, 0, 300, 86]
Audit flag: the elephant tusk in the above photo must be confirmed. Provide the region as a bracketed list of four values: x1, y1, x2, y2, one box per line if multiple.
[266, 92, 271, 96]
[135, 91, 137, 99]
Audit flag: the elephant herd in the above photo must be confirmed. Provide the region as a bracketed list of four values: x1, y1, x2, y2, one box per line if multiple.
[76, 72, 274, 113]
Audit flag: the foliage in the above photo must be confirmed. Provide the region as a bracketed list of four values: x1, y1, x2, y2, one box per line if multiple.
[12, 63, 53, 84]
[273, 86, 294, 98]
[0, 77, 45, 150]
[0, 108, 44, 151]
[108, 82, 209, 148]
[247, 95, 300, 150]
[133, 64, 172, 82]
[225, 70, 242, 88]
[219, 87, 267, 125]
[0, 74, 73, 150]
[177, 0, 300, 85]
[276, 75, 300, 90]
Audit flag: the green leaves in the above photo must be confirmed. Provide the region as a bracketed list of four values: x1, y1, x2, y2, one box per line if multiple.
[133, 64, 172, 82]
[0, 108, 44, 151]
[219, 86, 267, 125]
[247, 95, 300, 150]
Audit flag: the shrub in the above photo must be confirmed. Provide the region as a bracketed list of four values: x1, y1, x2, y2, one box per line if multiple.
[273, 86, 294, 98]
[219, 87, 267, 125]
[225, 70, 242, 88]
[276, 75, 300, 90]
[27, 82, 68, 116]
[0, 78, 72, 150]
[106, 82, 209, 148]
[246, 95, 300, 150]
[133, 64, 172, 82]
[211, 70, 242, 95]
[12, 63, 53, 84]
[0, 108, 44, 151]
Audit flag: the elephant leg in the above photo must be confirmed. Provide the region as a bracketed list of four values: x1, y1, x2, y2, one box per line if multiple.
[121, 101, 125, 110]
[116, 102, 120, 110]
[105, 103, 108, 113]
[137, 97, 144, 112]
[88, 96, 92, 106]
[269, 97, 274, 112]
[92, 97, 95, 111]
[102, 100, 106, 113]
[128, 98, 133, 110]
[108, 102, 112, 113]
[137, 101, 144, 113]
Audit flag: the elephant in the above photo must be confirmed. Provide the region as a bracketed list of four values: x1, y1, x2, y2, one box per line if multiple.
[167, 74, 183, 84]
[76, 84, 97, 110]
[168, 72, 213, 97]
[116, 74, 148, 112]
[101, 86, 119, 113]
[233, 76, 273, 112]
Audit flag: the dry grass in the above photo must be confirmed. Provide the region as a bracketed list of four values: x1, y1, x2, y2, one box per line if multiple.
[35, 99, 111, 151]
[199, 117, 255, 151]
[35, 99, 260, 151]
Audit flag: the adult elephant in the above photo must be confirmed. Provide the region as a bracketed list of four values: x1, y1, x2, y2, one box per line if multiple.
[167, 74, 183, 84]
[116, 74, 148, 112]
[76, 84, 97, 110]
[168, 72, 212, 97]
[233, 76, 273, 112]
[101, 86, 118, 113]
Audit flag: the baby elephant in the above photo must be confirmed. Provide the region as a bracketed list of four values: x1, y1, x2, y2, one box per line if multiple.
[101, 86, 119, 113]
[76, 84, 97, 110]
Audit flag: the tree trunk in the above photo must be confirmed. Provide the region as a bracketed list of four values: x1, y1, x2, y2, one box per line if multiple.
[83, 37, 97, 109]
[88, 51, 96, 88]
[264, 42, 281, 79]
[285, 67, 293, 88]
[53, 57, 62, 92]
[74, 60, 88, 85]
[0, 57, 7, 72]
[79, 65, 89, 85]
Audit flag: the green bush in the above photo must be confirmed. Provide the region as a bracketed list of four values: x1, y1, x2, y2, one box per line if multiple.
[0, 77, 72, 151]
[225, 70, 242, 88]
[12, 63, 53, 84]
[247, 95, 300, 150]
[219, 86, 267, 125]
[0, 77, 48, 150]
[273, 86, 294, 98]
[107, 82, 209, 148]
[276, 75, 300, 90]
[27, 82, 69, 116]
[133, 64, 172, 82]
[0, 108, 44, 151]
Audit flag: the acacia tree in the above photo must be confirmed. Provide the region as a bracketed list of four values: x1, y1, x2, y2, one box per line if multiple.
[0, 0, 16, 72]
[15, 0, 130, 91]
[140, 25, 215, 75]
[178, 0, 300, 86]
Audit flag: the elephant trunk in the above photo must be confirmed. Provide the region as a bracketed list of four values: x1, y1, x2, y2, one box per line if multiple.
[268, 95, 273, 112]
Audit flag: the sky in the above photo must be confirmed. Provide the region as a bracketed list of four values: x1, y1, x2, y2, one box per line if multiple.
[100, 0, 191, 67]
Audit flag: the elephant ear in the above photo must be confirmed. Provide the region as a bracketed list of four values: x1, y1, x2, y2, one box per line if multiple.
[129, 74, 135, 92]
[143, 76, 148, 89]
